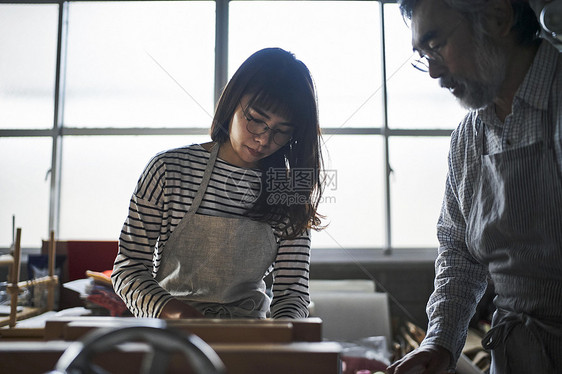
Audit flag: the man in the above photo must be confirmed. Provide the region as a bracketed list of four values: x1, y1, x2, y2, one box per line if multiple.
[387, 0, 561, 373]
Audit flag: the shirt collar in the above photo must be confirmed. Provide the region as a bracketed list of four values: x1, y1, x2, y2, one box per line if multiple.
[515, 40, 559, 111]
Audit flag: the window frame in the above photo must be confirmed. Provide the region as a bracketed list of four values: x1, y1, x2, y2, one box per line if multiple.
[0, 0, 454, 254]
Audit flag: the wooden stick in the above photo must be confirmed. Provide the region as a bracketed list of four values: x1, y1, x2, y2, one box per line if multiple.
[17, 275, 59, 289]
[400, 326, 420, 350]
[8, 228, 22, 328]
[48, 231, 55, 278]
[47, 230, 56, 310]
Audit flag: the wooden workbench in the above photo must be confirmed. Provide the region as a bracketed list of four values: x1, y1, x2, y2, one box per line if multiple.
[0, 317, 341, 374]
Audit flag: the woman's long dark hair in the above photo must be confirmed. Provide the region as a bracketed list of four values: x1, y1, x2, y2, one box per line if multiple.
[210, 48, 324, 239]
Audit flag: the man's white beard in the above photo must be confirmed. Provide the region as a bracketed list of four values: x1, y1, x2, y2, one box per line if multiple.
[440, 33, 508, 110]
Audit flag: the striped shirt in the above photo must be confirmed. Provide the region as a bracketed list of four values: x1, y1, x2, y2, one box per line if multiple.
[421, 41, 562, 362]
[112, 144, 311, 319]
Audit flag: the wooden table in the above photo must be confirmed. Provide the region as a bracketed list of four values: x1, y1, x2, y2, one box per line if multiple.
[0, 317, 341, 373]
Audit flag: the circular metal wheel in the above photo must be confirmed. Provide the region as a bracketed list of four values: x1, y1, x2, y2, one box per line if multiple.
[50, 323, 226, 374]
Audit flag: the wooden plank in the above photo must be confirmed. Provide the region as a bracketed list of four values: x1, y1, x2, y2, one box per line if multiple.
[171, 318, 322, 342]
[0, 341, 69, 374]
[63, 320, 294, 343]
[166, 321, 295, 344]
[285, 317, 322, 342]
[44, 316, 323, 343]
[0, 327, 44, 340]
[215, 342, 341, 374]
[45, 316, 122, 340]
[0, 340, 341, 374]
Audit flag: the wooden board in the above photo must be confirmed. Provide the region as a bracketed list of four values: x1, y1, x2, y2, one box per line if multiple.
[0, 340, 341, 374]
[42, 316, 322, 343]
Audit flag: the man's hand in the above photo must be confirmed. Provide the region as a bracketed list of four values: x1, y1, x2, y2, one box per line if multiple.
[386, 345, 452, 374]
[159, 298, 205, 319]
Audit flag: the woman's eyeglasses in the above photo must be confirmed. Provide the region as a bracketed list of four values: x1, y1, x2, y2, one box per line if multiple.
[240, 103, 293, 146]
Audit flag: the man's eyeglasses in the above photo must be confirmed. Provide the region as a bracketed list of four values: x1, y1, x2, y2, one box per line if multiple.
[411, 20, 463, 73]
[240, 102, 293, 146]
[411, 50, 444, 73]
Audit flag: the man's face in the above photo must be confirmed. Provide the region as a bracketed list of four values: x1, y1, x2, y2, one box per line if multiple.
[411, 0, 507, 109]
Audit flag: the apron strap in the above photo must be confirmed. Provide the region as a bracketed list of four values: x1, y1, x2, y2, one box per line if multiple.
[482, 308, 562, 372]
[189, 142, 220, 215]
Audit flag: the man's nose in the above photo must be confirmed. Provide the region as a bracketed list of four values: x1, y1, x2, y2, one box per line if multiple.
[428, 59, 447, 79]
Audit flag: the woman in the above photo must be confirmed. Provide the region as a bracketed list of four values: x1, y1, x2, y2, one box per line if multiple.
[112, 48, 324, 319]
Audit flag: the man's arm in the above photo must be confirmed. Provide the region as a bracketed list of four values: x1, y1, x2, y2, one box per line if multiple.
[387, 127, 489, 372]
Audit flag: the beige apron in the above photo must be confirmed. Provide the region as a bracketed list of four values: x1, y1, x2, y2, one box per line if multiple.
[155, 143, 278, 318]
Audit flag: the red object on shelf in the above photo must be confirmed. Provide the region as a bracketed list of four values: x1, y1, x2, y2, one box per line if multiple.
[66, 241, 118, 281]
[42, 240, 118, 282]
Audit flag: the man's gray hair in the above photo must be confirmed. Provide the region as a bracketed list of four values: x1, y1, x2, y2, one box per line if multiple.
[398, 0, 540, 45]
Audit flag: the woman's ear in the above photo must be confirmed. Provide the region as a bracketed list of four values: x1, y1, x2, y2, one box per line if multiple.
[484, 0, 515, 38]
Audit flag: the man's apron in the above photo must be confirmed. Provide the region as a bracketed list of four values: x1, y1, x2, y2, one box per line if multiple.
[466, 95, 562, 373]
[155, 143, 278, 319]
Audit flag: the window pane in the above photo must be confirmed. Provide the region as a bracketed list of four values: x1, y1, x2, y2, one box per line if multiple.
[312, 135, 385, 249]
[0, 138, 51, 248]
[230, 1, 383, 128]
[64, 1, 215, 128]
[0, 4, 58, 129]
[384, 3, 466, 129]
[59, 135, 211, 240]
[390, 137, 450, 247]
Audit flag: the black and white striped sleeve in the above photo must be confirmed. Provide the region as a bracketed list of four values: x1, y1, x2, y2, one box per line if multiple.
[111, 156, 173, 318]
[270, 230, 311, 319]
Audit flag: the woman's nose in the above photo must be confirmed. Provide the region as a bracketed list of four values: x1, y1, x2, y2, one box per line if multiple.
[253, 130, 272, 145]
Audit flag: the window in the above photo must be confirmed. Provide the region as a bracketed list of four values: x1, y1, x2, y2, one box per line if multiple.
[1, 1, 465, 252]
[0, 4, 58, 129]
[0, 4, 58, 247]
[383, 3, 465, 248]
[59, 135, 210, 239]
[0, 137, 52, 247]
[230, 1, 384, 248]
[64, 1, 215, 127]
[230, 1, 382, 128]
[384, 3, 465, 130]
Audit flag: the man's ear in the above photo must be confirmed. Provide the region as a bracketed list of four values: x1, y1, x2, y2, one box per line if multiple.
[484, 0, 514, 37]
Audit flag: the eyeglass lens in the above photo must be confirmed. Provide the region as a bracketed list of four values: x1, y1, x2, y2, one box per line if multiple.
[244, 111, 292, 146]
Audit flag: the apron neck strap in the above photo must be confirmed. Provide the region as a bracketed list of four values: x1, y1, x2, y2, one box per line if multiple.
[189, 142, 220, 214]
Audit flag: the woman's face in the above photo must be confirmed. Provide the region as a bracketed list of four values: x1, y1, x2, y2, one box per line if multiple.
[220, 96, 295, 169]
